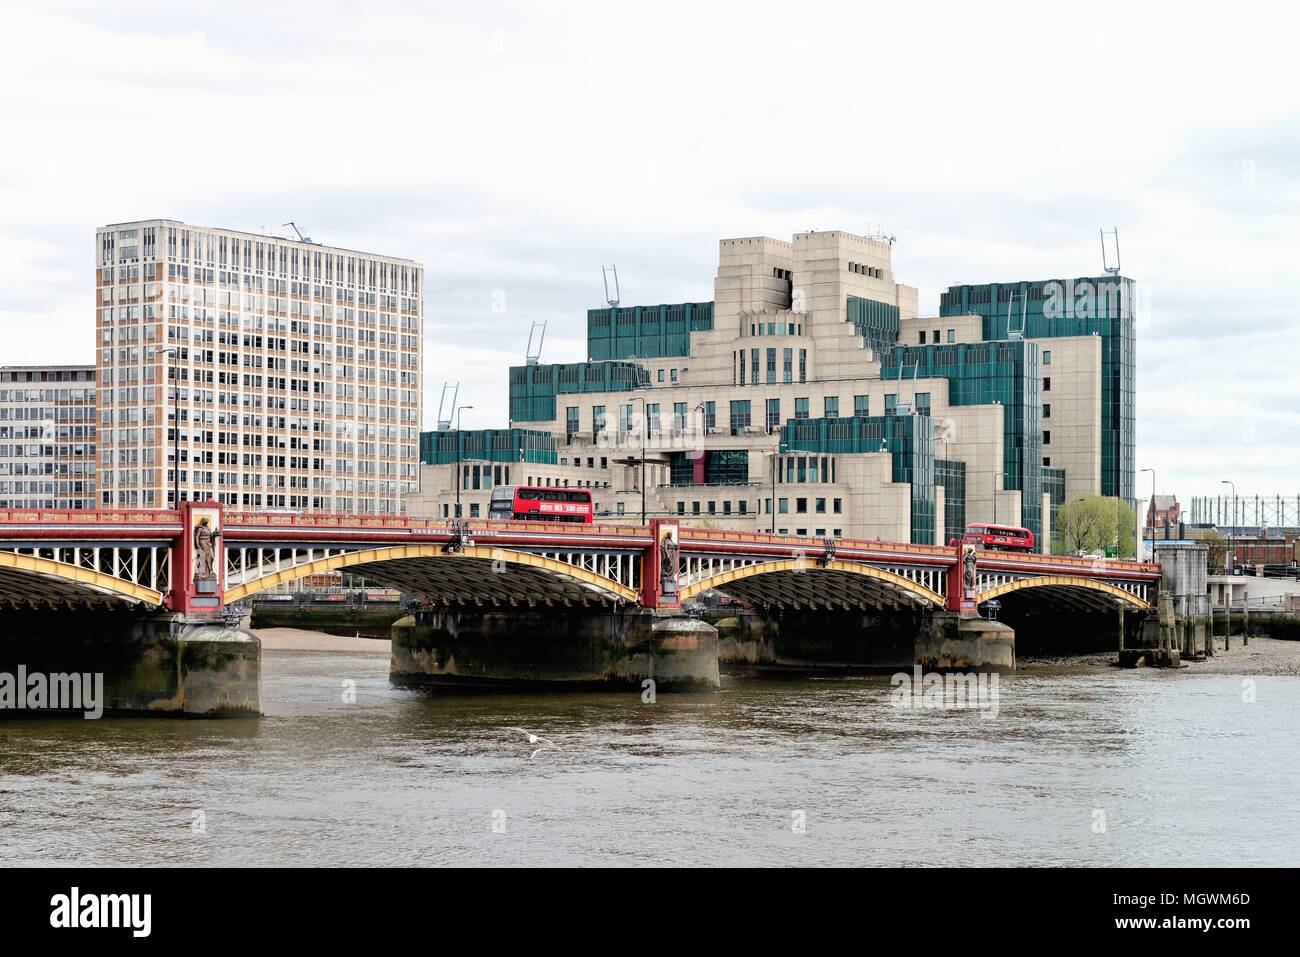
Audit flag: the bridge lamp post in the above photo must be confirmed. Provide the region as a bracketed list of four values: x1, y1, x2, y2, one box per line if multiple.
[628, 395, 647, 525]
[163, 347, 180, 509]
[1221, 479, 1236, 571]
[763, 442, 790, 534]
[992, 399, 1001, 525]
[455, 405, 473, 519]
[1140, 468, 1155, 554]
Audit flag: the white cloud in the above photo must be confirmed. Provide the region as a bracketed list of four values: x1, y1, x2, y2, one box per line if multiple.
[1, 0, 1297, 500]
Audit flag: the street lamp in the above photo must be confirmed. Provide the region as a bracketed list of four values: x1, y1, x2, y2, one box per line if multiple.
[763, 442, 790, 534]
[1222, 479, 1236, 571]
[163, 347, 180, 508]
[454, 404, 473, 518]
[1140, 468, 1155, 552]
[992, 399, 1001, 525]
[628, 395, 648, 525]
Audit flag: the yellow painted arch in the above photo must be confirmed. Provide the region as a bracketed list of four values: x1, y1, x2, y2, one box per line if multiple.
[679, 558, 946, 607]
[978, 575, 1151, 609]
[0, 550, 164, 605]
[223, 544, 640, 604]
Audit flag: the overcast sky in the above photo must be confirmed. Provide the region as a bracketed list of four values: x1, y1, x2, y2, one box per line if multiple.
[2, 0, 1296, 504]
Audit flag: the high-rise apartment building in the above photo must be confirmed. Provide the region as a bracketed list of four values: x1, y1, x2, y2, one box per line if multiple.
[95, 220, 423, 513]
[0, 365, 97, 510]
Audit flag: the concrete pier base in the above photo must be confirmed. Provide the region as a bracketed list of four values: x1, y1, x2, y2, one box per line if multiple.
[714, 609, 1015, 673]
[172, 623, 262, 715]
[390, 607, 720, 690]
[1116, 544, 1211, 668]
[715, 610, 919, 671]
[914, 613, 1016, 673]
[0, 608, 261, 717]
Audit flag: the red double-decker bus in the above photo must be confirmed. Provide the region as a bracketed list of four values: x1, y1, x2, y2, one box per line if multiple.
[488, 485, 594, 523]
[963, 523, 1035, 552]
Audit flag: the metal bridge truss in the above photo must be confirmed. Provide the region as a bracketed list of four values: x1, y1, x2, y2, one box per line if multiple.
[224, 543, 642, 598]
[0, 542, 172, 604]
[977, 569, 1153, 607]
[680, 553, 948, 599]
[534, 549, 641, 594]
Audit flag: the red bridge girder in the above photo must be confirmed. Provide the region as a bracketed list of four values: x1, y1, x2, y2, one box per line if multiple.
[0, 503, 1161, 613]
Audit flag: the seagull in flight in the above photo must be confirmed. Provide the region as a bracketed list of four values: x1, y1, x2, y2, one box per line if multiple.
[505, 727, 564, 761]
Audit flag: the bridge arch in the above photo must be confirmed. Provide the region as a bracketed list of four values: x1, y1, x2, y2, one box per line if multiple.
[223, 543, 640, 605]
[0, 550, 164, 607]
[679, 558, 945, 610]
[977, 575, 1151, 611]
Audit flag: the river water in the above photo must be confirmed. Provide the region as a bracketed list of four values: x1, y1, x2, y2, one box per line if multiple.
[1, 642, 1297, 867]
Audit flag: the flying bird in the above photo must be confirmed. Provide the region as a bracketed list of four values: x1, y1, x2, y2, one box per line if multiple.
[505, 727, 564, 760]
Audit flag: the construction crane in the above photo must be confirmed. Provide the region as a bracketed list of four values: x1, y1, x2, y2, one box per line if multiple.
[283, 222, 313, 244]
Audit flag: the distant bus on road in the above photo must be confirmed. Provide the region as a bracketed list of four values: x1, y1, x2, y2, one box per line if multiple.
[488, 485, 594, 524]
[963, 523, 1035, 553]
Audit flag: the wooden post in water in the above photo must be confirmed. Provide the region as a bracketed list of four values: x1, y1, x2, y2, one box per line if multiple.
[1243, 592, 1250, 647]
[1207, 604, 1215, 657]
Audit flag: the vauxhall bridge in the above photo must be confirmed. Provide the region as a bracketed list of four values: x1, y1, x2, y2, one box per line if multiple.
[0, 502, 1166, 715]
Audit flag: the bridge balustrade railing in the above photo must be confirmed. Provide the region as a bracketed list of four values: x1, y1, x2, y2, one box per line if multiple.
[468, 520, 650, 538]
[224, 512, 453, 529]
[977, 549, 1159, 575]
[677, 526, 954, 560]
[0, 508, 183, 526]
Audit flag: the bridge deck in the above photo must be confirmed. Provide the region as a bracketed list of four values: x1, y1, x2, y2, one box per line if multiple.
[0, 509, 1161, 612]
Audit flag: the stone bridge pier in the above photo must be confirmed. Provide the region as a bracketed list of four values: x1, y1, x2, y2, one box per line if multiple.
[714, 609, 1016, 673]
[1123, 543, 1211, 667]
[387, 520, 720, 690]
[391, 606, 720, 691]
[0, 607, 260, 717]
[0, 500, 261, 718]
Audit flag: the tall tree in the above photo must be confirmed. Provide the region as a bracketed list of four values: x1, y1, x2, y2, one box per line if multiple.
[1053, 496, 1135, 557]
[1199, 529, 1229, 571]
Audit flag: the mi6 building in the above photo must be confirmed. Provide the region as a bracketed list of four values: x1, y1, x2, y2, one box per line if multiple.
[412, 229, 1136, 553]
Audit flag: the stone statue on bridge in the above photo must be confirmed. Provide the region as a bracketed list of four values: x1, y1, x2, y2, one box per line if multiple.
[193, 516, 220, 590]
[962, 544, 978, 598]
[659, 528, 679, 595]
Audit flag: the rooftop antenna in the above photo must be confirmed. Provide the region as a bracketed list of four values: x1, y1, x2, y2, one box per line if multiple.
[435, 382, 459, 431]
[894, 362, 912, 415]
[1007, 288, 1026, 340]
[283, 221, 313, 244]
[1100, 227, 1121, 276]
[602, 265, 621, 308]
[525, 321, 547, 366]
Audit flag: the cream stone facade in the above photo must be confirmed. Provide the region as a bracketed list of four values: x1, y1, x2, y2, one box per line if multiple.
[1035, 335, 1102, 502]
[412, 228, 1118, 551]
